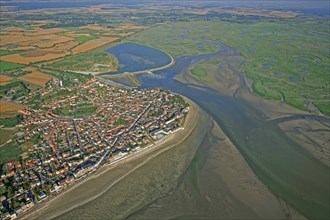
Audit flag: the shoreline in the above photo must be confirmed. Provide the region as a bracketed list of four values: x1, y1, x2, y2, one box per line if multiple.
[96, 41, 175, 78]
[22, 97, 201, 220]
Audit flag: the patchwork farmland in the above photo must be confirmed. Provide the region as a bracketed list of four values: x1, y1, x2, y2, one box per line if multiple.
[0, 74, 12, 85]
[18, 67, 52, 86]
[0, 101, 22, 113]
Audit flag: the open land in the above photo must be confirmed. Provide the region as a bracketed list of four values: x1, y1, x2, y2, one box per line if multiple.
[0, 60, 25, 72]
[0, 142, 21, 164]
[71, 41, 108, 54]
[18, 67, 52, 86]
[0, 14, 144, 71]
[0, 101, 22, 113]
[0, 128, 18, 145]
[128, 19, 330, 115]
[0, 75, 12, 85]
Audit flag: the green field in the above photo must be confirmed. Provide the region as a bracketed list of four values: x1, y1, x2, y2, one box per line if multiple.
[73, 35, 97, 43]
[128, 19, 330, 115]
[0, 128, 18, 145]
[191, 66, 208, 78]
[62, 26, 81, 31]
[128, 23, 220, 56]
[0, 114, 24, 128]
[0, 60, 25, 72]
[0, 50, 24, 56]
[53, 104, 98, 116]
[0, 142, 21, 164]
[47, 51, 118, 73]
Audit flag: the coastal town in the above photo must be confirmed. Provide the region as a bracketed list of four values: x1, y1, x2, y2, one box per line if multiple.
[0, 77, 189, 219]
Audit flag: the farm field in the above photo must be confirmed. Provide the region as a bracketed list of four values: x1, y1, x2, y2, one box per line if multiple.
[0, 101, 22, 113]
[0, 128, 17, 145]
[53, 41, 80, 51]
[18, 67, 52, 86]
[73, 35, 97, 43]
[71, 41, 108, 54]
[128, 19, 330, 115]
[0, 50, 25, 56]
[47, 50, 118, 73]
[1, 52, 67, 65]
[0, 74, 12, 85]
[0, 21, 136, 68]
[0, 60, 25, 71]
[0, 141, 21, 164]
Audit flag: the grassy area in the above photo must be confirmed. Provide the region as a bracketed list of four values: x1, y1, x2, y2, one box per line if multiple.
[114, 117, 129, 126]
[0, 142, 21, 164]
[191, 66, 208, 78]
[0, 81, 30, 100]
[62, 26, 81, 31]
[0, 128, 18, 145]
[47, 51, 118, 73]
[0, 60, 25, 71]
[0, 50, 24, 56]
[128, 19, 330, 115]
[128, 23, 219, 56]
[0, 114, 24, 128]
[53, 104, 98, 116]
[73, 35, 97, 43]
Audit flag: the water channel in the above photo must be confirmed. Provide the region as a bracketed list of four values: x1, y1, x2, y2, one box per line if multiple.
[61, 42, 329, 219]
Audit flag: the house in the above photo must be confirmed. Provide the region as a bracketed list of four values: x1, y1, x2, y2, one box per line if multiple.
[14, 206, 22, 214]
[38, 192, 47, 201]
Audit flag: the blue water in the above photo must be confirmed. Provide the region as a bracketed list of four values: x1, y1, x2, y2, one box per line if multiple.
[262, 63, 270, 69]
[273, 71, 283, 76]
[268, 57, 278, 63]
[296, 69, 309, 74]
[289, 76, 298, 80]
[104, 42, 171, 75]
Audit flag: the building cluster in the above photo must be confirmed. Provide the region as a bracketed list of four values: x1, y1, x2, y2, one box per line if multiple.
[0, 79, 189, 219]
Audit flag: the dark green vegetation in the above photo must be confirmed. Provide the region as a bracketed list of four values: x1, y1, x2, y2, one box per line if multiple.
[0, 50, 24, 56]
[56, 71, 93, 87]
[0, 128, 17, 145]
[0, 142, 21, 164]
[73, 35, 97, 43]
[47, 51, 118, 73]
[0, 60, 25, 71]
[53, 104, 98, 117]
[114, 117, 129, 126]
[128, 19, 330, 115]
[0, 81, 30, 100]
[0, 114, 23, 128]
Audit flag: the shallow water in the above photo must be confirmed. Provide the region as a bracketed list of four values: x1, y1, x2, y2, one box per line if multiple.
[103, 42, 172, 75]
[59, 41, 329, 219]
